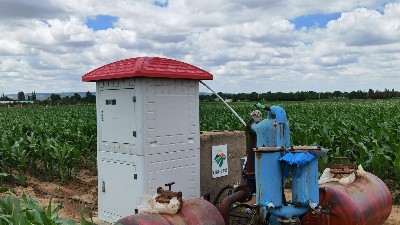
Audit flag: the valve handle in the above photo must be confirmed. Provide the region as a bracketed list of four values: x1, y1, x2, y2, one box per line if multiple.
[255, 103, 270, 111]
[165, 182, 175, 191]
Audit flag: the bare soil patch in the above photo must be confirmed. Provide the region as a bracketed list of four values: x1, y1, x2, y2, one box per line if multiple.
[1, 169, 97, 222]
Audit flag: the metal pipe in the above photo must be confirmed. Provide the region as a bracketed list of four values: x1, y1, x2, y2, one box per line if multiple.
[218, 186, 251, 225]
[212, 185, 234, 206]
[244, 120, 257, 192]
[200, 81, 246, 126]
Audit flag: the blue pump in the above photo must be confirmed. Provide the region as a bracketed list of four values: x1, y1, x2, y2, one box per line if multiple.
[251, 105, 320, 224]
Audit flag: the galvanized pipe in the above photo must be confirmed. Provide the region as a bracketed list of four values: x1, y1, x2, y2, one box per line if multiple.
[218, 186, 251, 225]
[200, 81, 246, 126]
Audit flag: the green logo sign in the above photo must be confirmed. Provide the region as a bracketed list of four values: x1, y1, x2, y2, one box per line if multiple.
[214, 150, 226, 167]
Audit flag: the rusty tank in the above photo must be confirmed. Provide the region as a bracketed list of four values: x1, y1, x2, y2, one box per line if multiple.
[302, 172, 392, 225]
[117, 198, 225, 225]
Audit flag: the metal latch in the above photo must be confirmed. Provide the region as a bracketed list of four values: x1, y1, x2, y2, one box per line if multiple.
[155, 182, 183, 210]
[132, 96, 136, 102]
[133, 131, 136, 137]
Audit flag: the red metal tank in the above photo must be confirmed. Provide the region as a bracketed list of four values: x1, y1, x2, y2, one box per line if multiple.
[302, 172, 392, 225]
[116, 198, 225, 225]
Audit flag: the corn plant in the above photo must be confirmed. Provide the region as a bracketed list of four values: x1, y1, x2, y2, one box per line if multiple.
[10, 140, 28, 187]
[0, 185, 92, 225]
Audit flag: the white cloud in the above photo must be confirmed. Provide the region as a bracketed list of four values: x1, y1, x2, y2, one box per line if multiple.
[0, 39, 25, 55]
[325, 7, 400, 46]
[0, 0, 65, 19]
[0, 0, 399, 94]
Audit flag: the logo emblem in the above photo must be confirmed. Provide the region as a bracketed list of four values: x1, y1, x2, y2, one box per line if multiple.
[214, 150, 226, 167]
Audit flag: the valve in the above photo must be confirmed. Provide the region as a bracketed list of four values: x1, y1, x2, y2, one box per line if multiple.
[165, 182, 175, 191]
[155, 182, 183, 210]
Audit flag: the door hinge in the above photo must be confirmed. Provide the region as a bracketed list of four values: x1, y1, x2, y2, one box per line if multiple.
[132, 96, 136, 102]
[101, 111, 104, 121]
[133, 131, 136, 137]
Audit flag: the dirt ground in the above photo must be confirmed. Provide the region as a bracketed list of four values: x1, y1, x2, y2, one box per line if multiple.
[386, 204, 400, 225]
[1, 169, 98, 222]
[2, 170, 399, 224]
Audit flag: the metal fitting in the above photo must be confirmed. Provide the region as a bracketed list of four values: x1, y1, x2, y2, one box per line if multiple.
[308, 200, 318, 210]
[267, 202, 275, 211]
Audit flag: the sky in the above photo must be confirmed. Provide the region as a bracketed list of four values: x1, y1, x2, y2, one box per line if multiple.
[0, 0, 399, 95]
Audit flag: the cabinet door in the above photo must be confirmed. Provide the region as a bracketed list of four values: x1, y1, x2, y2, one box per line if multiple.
[99, 88, 136, 145]
[98, 157, 143, 222]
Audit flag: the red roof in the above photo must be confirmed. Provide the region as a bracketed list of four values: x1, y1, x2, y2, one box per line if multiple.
[82, 57, 213, 82]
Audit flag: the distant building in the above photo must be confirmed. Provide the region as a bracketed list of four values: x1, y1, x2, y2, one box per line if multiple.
[6, 92, 96, 101]
[0, 101, 34, 104]
[214, 98, 233, 102]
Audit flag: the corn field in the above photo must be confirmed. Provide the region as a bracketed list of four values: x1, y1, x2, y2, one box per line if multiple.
[0, 106, 96, 185]
[200, 99, 400, 185]
[0, 100, 399, 187]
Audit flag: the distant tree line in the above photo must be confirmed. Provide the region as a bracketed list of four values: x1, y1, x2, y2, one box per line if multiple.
[0, 91, 95, 105]
[45, 91, 96, 104]
[200, 89, 400, 102]
[0, 93, 13, 101]
[16, 91, 37, 101]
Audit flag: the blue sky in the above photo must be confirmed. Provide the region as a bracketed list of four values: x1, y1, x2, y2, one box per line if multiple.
[291, 13, 341, 29]
[86, 0, 169, 31]
[86, 15, 118, 31]
[153, 0, 169, 8]
[0, 0, 399, 94]
[88, 12, 342, 32]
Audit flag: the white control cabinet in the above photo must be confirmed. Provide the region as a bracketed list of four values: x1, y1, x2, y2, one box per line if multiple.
[96, 78, 200, 222]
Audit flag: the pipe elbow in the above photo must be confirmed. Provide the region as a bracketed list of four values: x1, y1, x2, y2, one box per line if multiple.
[218, 186, 251, 225]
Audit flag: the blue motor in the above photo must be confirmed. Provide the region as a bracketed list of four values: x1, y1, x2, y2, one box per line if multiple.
[251, 105, 322, 225]
[250, 104, 291, 148]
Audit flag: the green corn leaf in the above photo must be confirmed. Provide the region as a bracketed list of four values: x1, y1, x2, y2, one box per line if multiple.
[0, 187, 8, 194]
